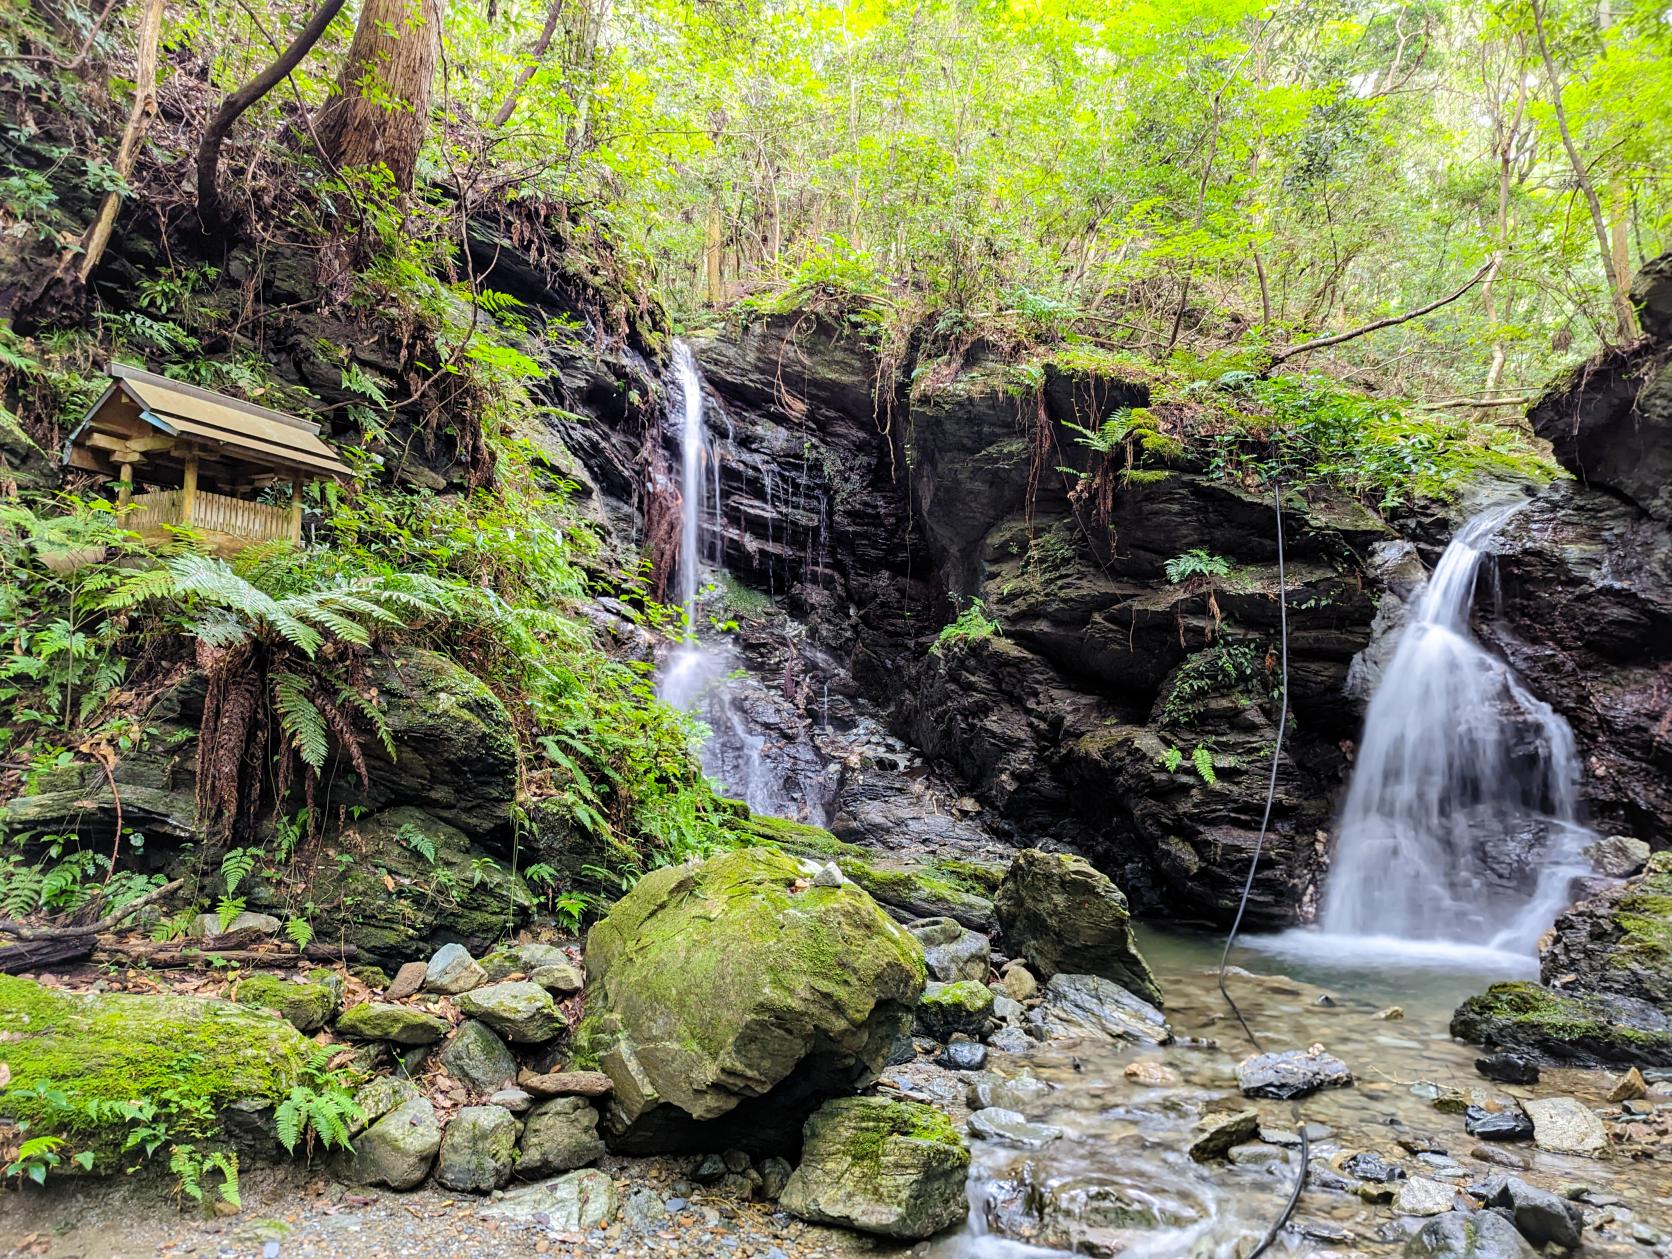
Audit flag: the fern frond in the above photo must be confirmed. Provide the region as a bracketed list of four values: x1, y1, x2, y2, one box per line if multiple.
[273, 673, 330, 772]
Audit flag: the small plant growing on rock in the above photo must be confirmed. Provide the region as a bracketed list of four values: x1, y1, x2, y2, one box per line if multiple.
[933, 598, 1000, 654]
[1165, 549, 1232, 585]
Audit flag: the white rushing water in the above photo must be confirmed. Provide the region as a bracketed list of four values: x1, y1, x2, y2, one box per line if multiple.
[655, 343, 799, 817]
[1267, 504, 1590, 973]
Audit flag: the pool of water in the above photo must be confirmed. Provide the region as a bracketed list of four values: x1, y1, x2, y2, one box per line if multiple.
[928, 926, 1668, 1258]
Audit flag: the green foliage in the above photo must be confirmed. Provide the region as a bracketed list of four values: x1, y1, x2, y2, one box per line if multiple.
[168, 1145, 240, 1208]
[932, 598, 1001, 654]
[273, 1051, 362, 1158]
[1165, 550, 1232, 585]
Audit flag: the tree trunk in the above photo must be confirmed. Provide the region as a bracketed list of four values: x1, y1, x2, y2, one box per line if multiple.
[75, 0, 165, 282]
[315, 0, 442, 194]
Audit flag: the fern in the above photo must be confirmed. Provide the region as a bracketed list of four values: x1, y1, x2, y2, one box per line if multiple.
[1159, 745, 1183, 774]
[219, 847, 257, 897]
[1192, 745, 1218, 785]
[1165, 549, 1232, 584]
[396, 821, 437, 864]
[275, 1081, 361, 1155]
[284, 917, 314, 951]
[214, 895, 245, 931]
[273, 672, 330, 772]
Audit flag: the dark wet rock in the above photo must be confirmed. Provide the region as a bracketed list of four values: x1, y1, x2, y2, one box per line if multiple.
[1342, 1151, 1407, 1182]
[916, 979, 995, 1041]
[1404, 1210, 1539, 1259]
[439, 1020, 517, 1095]
[518, 1095, 606, 1176]
[1470, 1145, 1531, 1171]
[994, 850, 1162, 1006]
[336, 1002, 449, 1046]
[1483, 1175, 1585, 1250]
[987, 1026, 1038, 1054]
[968, 1071, 1054, 1112]
[1189, 1108, 1259, 1162]
[1236, 1048, 1353, 1099]
[434, 1105, 517, 1192]
[457, 981, 564, 1044]
[1475, 1054, 1539, 1085]
[580, 848, 925, 1152]
[1030, 972, 1170, 1045]
[936, 1036, 988, 1071]
[1464, 1106, 1533, 1143]
[778, 1097, 970, 1240]
[968, 1107, 1063, 1149]
[906, 916, 992, 983]
[1451, 981, 1672, 1068]
[338, 1097, 441, 1190]
[1541, 852, 1672, 1011]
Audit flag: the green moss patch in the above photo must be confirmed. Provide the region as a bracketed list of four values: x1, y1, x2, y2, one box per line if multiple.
[1450, 981, 1672, 1067]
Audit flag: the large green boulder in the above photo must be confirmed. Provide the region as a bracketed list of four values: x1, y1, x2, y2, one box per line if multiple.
[778, 1097, 970, 1240]
[994, 849, 1162, 1007]
[0, 975, 314, 1165]
[578, 847, 927, 1152]
[336, 1001, 450, 1046]
[234, 974, 338, 1033]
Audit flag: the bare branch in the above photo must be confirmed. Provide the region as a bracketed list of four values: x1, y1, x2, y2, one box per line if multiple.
[1267, 261, 1494, 365]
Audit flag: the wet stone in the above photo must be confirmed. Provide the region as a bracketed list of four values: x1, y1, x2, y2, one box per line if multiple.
[968, 1106, 1064, 1149]
[1484, 1175, 1585, 1250]
[1189, 1108, 1259, 1162]
[1523, 1097, 1607, 1156]
[1125, 1059, 1182, 1087]
[937, 1036, 988, 1071]
[1394, 1177, 1459, 1216]
[968, 1070, 1054, 1112]
[987, 1026, 1038, 1054]
[1237, 1048, 1353, 1099]
[1342, 1151, 1407, 1182]
[1404, 1210, 1539, 1259]
[1464, 1105, 1533, 1142]
[1476, 1053, 1540, 1086]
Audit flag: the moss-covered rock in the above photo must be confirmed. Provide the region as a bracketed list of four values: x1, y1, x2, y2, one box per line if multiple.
[1449, 982, 1672, 1067]
[254, 806, 532, 966]
[916, 980, 995, 1041]
[0, 975, 315, 1164]
[434, 1104, 518, 1192]
[740, 812, 999, 929]
[457, 981, 564, 1044]
[234, 974, 339, 1033]
[1542, 852, 1672, 1008]
[994, 849, 1162, 1007]
[336, 1001, 451, 1046]
[778, 1097, 970, 1240]
[580, 847, 926, 1152]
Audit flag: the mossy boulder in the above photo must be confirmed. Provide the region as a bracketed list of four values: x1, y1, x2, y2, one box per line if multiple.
[994, 849, 1162, 1008]
[579, 847, 927, 1152]
[434, 1104, 518, 1192]
[0, 975, 314, 1165]
[234, 974, 339, 1033]
[916, 980, 995, 1041]
[440, 1020, 518, 1094]
[778, 1097, 970, 1240]
[457, 981, 564, 1044]
[254, 806, 533, 966]
[742, 812, 998, 930]
[337, 1096, 441, 1190]
[336, 1001, 451, 1046]
[1542, 852, 1672, 1007]
[1450, 981, 1672, 1067]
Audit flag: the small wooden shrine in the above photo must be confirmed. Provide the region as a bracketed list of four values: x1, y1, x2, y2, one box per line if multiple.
[65, 364, 352, 552]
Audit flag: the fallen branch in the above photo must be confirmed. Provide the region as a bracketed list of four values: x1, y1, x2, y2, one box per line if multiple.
[1267, 261, 1494, 366]
[1420, 394, 1535, 411]
[0, 878, 183, 941]
[94, 941, 358, 968]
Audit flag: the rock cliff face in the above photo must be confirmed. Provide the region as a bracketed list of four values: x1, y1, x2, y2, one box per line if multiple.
[1484, 254, 1672, 840]
[687, 321, 1392, 927]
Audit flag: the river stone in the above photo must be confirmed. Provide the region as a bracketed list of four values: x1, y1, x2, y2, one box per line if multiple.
[1464, 1105, 1533, 1142]
[350, 1076, 422, 1135]
[994, 849, 1163, 1007]
[234, 974, 337, 1033]
[1124, 1059, 1181, 1087]
[1405, 1210, 1539, 1259]
[1236, 1047, 1353, 1099]
[1188, 1109, 1258, 1162]
[386, 961, 428, 1001]
[1031, 973, 1170, 1044]
[340, 1097, 441, 1190]
[1585, 835, 1650, 878]
[998, 962, 1038, 1001]
[760, 1155, 793, 1199]
[624, 1186, 669, 1231]
[1396, 1177, 1460, 1216]
[969, 1071, 1054, 1112]
[906, 917, 991, 982]
[424, 942, 487, 995]
[778, 1097, 969, 1240]
[434, 1105, 517, 1192]
[440, 1019, 517, 1095]
[518, 1095, 606, 1175]
[490, 1087, 533, 1113]
[968, 1106, 1063, 1148]
[518, 1068, 614, 1098]
[1484, 1175, 1585, 1250]
[479, 942, 572, 982]
[1522, 1097, 1607, 1155]
[478, 1168, 617, 1228]
[917, 980, 994, 1040]
[1342, 1151, 1406, 1182]
[580, 848, 926, 1151]
[336, 1001, 449, 1046]
[937, 1037, 988, 1071]
[1475, 1053, 1539, 1085]
[530, 962, 585, 994]
[457, 981, 564, 1043]
[987, 1025, 1038, 1054]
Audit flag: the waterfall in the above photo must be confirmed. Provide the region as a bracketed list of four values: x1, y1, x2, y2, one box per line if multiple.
[655, 343, 810, 819]
[1309, 503, 1591, 967]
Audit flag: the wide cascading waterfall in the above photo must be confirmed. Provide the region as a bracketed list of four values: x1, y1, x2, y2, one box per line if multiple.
[1311, 503, 1591, 967]
[655, 342, 820, 819]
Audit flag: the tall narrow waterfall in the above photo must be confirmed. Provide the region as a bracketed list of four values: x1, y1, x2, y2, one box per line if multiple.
[656, 343, 804, 818]
[1315, 505, 1590, 966]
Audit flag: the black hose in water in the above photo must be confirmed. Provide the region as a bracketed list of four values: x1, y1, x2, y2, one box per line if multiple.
[1214, 476, 1308, 1259]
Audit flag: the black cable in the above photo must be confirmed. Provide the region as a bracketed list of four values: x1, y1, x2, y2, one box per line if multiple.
[1214, 476, 1307, 1259]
